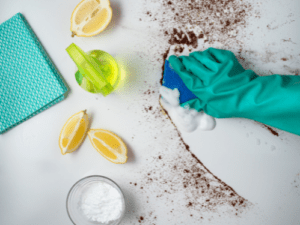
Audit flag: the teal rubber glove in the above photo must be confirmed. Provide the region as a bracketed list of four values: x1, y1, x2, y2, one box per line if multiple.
[168, 47, 300, 135]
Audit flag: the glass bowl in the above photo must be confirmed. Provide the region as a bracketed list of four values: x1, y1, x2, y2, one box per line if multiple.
[66, 175, 126, 225]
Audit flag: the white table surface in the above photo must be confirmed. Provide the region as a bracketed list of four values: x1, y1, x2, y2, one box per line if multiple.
[1, 0, 300, 224]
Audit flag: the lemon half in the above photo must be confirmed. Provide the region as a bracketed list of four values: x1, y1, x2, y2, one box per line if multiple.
[71, 0, 112, 37]
[59, 110, 89, 155]
[88, 129, 128, 164]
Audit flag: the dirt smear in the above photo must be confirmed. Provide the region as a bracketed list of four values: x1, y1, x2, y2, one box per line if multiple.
[132, 99, 251, 223]
[143, 0, 254, 52]
[158, 106, 249, 211]
[262, 124, 279, 137]
[134, 0, 257, 223]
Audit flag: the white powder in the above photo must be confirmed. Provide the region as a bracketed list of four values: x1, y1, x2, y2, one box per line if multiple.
[80, 181, 123, 224]
[159, 86, 216, 132]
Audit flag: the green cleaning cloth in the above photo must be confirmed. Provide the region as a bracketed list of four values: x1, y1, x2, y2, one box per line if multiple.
[169, 47, 300, 136]
[0, 13, 68, 134]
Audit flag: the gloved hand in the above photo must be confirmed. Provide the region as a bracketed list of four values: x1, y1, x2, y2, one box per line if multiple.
[168, 47, 300, 135]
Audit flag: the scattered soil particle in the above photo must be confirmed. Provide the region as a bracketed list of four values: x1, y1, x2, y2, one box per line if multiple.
[144, 89, 152, 95]
[168, 28, 199, 48]
[144, 0, 253, 52]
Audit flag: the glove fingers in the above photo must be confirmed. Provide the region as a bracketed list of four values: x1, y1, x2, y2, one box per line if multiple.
[169, 55, 205, 89]
[207, 47, 234, 63]
[168, 55, 186, 73]
[180, 55, 212, 76]
[189, 51, 221, 74]
[207, 47, 245, 76]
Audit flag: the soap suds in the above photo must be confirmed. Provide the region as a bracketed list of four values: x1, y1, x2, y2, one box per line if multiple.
[159, 86, 216, 132]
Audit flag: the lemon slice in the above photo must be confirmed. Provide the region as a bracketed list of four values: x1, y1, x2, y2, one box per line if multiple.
[71, 0, 112, 37]
[88, 129, 128, 164]
[59, 110, 89, 155]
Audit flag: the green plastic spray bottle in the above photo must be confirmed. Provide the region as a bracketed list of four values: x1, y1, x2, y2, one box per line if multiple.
[66, 43, 120, 96]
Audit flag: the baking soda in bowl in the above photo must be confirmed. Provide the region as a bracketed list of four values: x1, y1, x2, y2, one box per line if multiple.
[80, 181, 123, 224]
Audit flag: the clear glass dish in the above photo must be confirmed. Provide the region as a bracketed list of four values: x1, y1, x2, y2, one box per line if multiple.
[66, 175, 126, 225]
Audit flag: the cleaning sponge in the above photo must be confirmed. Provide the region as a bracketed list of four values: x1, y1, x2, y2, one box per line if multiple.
[162, 60, 197, 104]
[160, 60, 216, 132]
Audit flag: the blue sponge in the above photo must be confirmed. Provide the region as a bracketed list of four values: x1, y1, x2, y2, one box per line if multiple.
[162, 60, 197, 104]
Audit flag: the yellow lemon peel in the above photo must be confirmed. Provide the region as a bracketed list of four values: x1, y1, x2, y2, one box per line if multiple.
[59, 110, 89, 155]
[71, 0, 112, 37]
[88, 129, 128, 164]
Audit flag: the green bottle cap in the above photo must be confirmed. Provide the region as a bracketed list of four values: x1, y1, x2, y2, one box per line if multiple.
[66, 43, 114, 96]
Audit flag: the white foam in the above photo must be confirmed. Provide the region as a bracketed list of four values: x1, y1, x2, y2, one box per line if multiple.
[159, 86, 216, 132]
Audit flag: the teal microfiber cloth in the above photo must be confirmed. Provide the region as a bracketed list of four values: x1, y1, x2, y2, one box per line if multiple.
[0, 13, 68, 134]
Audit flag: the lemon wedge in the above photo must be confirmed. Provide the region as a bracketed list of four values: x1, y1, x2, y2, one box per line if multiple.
[59, 110, 89, 155]
[71, 0, 112, 37]
[88, 129, 128, 164]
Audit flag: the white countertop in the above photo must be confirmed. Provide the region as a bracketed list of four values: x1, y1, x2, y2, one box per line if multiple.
[1, 0, 300, 224]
